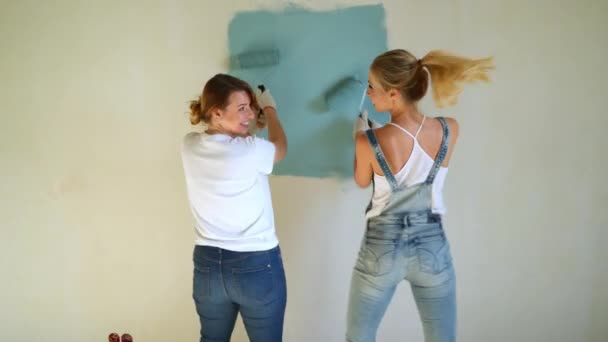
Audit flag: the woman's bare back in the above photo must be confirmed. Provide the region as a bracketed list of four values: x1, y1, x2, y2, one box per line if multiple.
[370, 116, 460, 177]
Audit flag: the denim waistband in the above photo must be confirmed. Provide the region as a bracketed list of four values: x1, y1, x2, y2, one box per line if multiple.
[366, 211, 443, 241]
[368, 210, 441, 227]
[194, 245, 280, 263]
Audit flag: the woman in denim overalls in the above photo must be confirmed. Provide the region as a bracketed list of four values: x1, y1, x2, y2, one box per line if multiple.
[348, 49, 494, 342]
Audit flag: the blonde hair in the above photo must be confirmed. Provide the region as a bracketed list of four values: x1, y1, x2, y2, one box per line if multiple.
[189, 73, 259, 125]
[370, 49, 494, 108]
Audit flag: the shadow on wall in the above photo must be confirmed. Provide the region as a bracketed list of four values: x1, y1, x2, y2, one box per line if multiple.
[227, 4, 389, 178]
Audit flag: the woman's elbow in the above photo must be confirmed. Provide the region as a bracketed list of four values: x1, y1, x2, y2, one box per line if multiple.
[274, 141, 288, 163]
[353, 175, 371, 188]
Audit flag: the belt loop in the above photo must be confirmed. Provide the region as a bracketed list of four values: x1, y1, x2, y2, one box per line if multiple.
[429, 213, 440, 223]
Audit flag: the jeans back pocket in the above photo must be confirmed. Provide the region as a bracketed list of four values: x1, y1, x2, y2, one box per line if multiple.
[355, 236, 398, 277]
[415, 227, 452, 274]
[193, 265, 211, 300]
[233, 253, 275, 304]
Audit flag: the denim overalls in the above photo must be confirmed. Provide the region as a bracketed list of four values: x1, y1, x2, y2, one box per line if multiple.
[347, 117, 456, 342]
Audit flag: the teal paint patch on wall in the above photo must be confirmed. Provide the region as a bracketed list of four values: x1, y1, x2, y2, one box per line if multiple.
[228, 4, 388, 177]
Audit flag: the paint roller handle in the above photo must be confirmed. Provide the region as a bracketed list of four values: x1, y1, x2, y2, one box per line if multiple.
[255, 84, 276, 128]
[256, 84, 276, 110]
[353, 110, 371, 139]
[255, 86, 287, 162]
[353, 110, 381, 139]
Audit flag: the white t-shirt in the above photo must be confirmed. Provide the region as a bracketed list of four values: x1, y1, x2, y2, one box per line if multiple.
[181, 132, 278, 251]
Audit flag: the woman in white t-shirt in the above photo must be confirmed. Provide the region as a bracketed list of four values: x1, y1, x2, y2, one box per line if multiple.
[181, 73, 287, 342]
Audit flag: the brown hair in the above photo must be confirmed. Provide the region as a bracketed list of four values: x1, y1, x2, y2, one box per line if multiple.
[189, 73, 259, 125]
[370, 49, 494, 108]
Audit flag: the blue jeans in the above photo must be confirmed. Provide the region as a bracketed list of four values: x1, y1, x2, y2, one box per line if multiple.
[346, 212, 456, 342]
[193, 245, 287, 342]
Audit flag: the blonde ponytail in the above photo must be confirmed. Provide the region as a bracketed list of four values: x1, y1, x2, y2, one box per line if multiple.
[371, 49, 494, 108]
[421, 50, 494, 107]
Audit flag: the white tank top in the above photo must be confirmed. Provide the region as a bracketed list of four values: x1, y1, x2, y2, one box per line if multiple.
[366, 116, 448, 218]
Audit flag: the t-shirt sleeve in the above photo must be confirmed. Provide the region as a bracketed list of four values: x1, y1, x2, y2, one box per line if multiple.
[252, 136, 276, 174]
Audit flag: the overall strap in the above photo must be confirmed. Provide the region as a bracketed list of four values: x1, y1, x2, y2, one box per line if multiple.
[365, 129, 398, 191]
[425, 117, 450, 184]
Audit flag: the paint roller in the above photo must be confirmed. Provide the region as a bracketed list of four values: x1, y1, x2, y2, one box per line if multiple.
[229, 49, 279, 99]
[230, 49, 281, 69]
[322, 76, 377, 130]
[324, 76, 367, 113]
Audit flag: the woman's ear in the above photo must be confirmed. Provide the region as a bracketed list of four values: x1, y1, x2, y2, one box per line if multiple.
[388, 88, 399, 99]
[210, 106, 223, 121]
